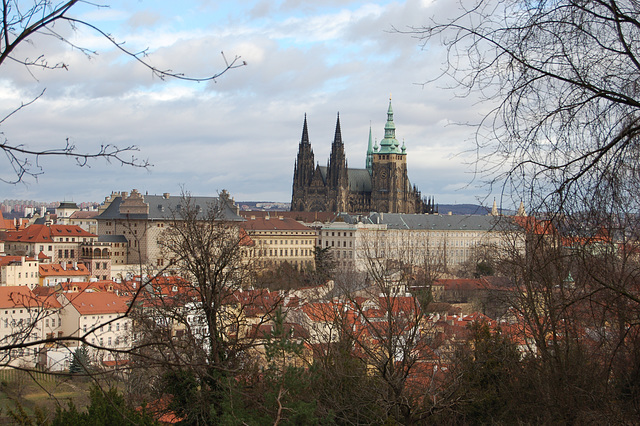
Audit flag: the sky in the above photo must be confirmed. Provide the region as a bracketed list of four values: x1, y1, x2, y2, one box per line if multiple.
[0, 0, 495, 206]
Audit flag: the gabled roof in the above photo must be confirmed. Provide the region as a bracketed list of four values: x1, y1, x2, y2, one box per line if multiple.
[39, 263, 90, 277]
[0, 256, 37, 266]
[318, 166, 373, 192]
[97, 194, 244, 222]
[0, 211, 15, 231]
[2, 224, 96, 243]
[240, 210, 338, 224]
[62, 291, 130, 315]
[0, 286, 61, 309]
[240, 217, 314, 232]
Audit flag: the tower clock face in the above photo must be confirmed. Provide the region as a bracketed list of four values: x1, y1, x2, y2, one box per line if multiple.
[380, 169, 388, 179]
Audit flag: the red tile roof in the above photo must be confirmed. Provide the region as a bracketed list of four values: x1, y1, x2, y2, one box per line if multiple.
[62, 291, 130, 315]
[0, 286, 60, 309]
[39, 263, 90, 277]
[240, 217, 314, 232]
[2, 224, 96, 243]
[0, 256, 37, 266]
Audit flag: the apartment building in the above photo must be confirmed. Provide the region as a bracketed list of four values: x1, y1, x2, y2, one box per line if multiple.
[240, 216, 316, 270]
[58, 290, 132, 363]
[318, 222, 357, 270]
[39, 263, 91, 287]
[0, 256, 39, 288]
[96, 189, 244, 268]
[2, 224, 98, 264]
[335, 213, 515, 272]
[0, 286, 62, 368]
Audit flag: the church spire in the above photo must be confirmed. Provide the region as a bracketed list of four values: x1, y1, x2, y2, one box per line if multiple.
[328, 113, 348, 189]
[292, 114, 315, 189]
[491, 198, 498, 216]
[366, 124, 374, 174]
[301, 113, 310, 146]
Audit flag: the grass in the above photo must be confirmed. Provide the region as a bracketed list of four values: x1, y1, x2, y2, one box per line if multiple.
[0, 370, 93, 424]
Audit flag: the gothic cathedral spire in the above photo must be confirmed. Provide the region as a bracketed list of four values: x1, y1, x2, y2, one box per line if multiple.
[327, 113, 348, 189]
[366, 125, 374, 174]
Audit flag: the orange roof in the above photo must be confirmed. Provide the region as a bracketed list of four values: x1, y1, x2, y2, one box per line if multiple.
[0, 211, 15, 231]
[0, 286, 61, 309]
[240, 210, 338, 223]
[62, 291, 130, 315]
[240, 217, 314, 232]
[0, 256, 37, 266]
[3, 224, 96, 243]
[40, 263, 90, 277]
[512, 216, 556, 235]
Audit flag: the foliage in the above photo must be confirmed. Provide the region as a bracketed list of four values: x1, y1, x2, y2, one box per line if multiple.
[68, 345, 90, 375]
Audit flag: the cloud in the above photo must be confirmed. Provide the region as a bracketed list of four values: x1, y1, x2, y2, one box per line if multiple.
[0, 0, 491, 207]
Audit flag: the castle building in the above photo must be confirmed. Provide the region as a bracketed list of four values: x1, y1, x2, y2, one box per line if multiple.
[291, 100, 433, 214]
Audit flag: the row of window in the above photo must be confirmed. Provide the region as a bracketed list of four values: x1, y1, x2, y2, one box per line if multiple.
[58, 249, 75, 258]
[91, 335, 129, 347]
[266, 239, 313, 245]
[325, 231, 354, 237]
[325, 240, 352, 248]
[82, 321, 128, 333]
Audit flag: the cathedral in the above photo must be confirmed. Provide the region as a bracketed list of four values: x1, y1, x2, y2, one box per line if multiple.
[291, 100, 433, 214]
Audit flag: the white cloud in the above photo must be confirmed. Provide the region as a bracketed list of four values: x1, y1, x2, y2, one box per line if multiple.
[0, 0, 492, 207]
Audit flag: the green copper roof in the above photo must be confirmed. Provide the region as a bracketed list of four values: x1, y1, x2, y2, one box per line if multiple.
[377, 99, 404, 154]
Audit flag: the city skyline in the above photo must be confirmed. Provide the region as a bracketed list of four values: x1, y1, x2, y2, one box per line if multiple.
[0, 1, 494, 206]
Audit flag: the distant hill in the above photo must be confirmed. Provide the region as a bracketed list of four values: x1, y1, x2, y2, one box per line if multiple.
[437, 204, 491, 215]
[239, 202, 492, 216]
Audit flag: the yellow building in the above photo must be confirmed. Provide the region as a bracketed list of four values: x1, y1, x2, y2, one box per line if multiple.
[240, 216, 316, 270]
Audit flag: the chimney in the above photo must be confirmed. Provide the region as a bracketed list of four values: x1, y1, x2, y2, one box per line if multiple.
[61, 263, 66, 270]
[163, 193, 170, 199]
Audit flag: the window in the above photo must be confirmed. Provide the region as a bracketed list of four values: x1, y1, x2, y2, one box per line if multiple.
[48, 245, 52, 251]
[58, 249, 63, 258]
[70, 249, 74, 258]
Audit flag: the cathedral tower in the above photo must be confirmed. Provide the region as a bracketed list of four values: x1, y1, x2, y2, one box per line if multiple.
[326, 114, 349, 211]
[291, 115, 315, 211]
[371, 99, 411, 213]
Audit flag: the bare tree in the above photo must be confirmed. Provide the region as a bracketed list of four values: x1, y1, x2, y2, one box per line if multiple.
[412, 0, 640, 216]
[1, 0, 245, 183]
[126, 194, 282, 423]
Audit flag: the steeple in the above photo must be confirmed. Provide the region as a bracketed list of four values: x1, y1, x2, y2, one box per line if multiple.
[293, 114, 315, 188]
[516, 201, 527, 217]
[327, 113, 348, 188]
[366, 125, 374, 174]
[491, 198, 498, 216]
[301, 113, 310, 146]
[378, 97, 402, 154]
